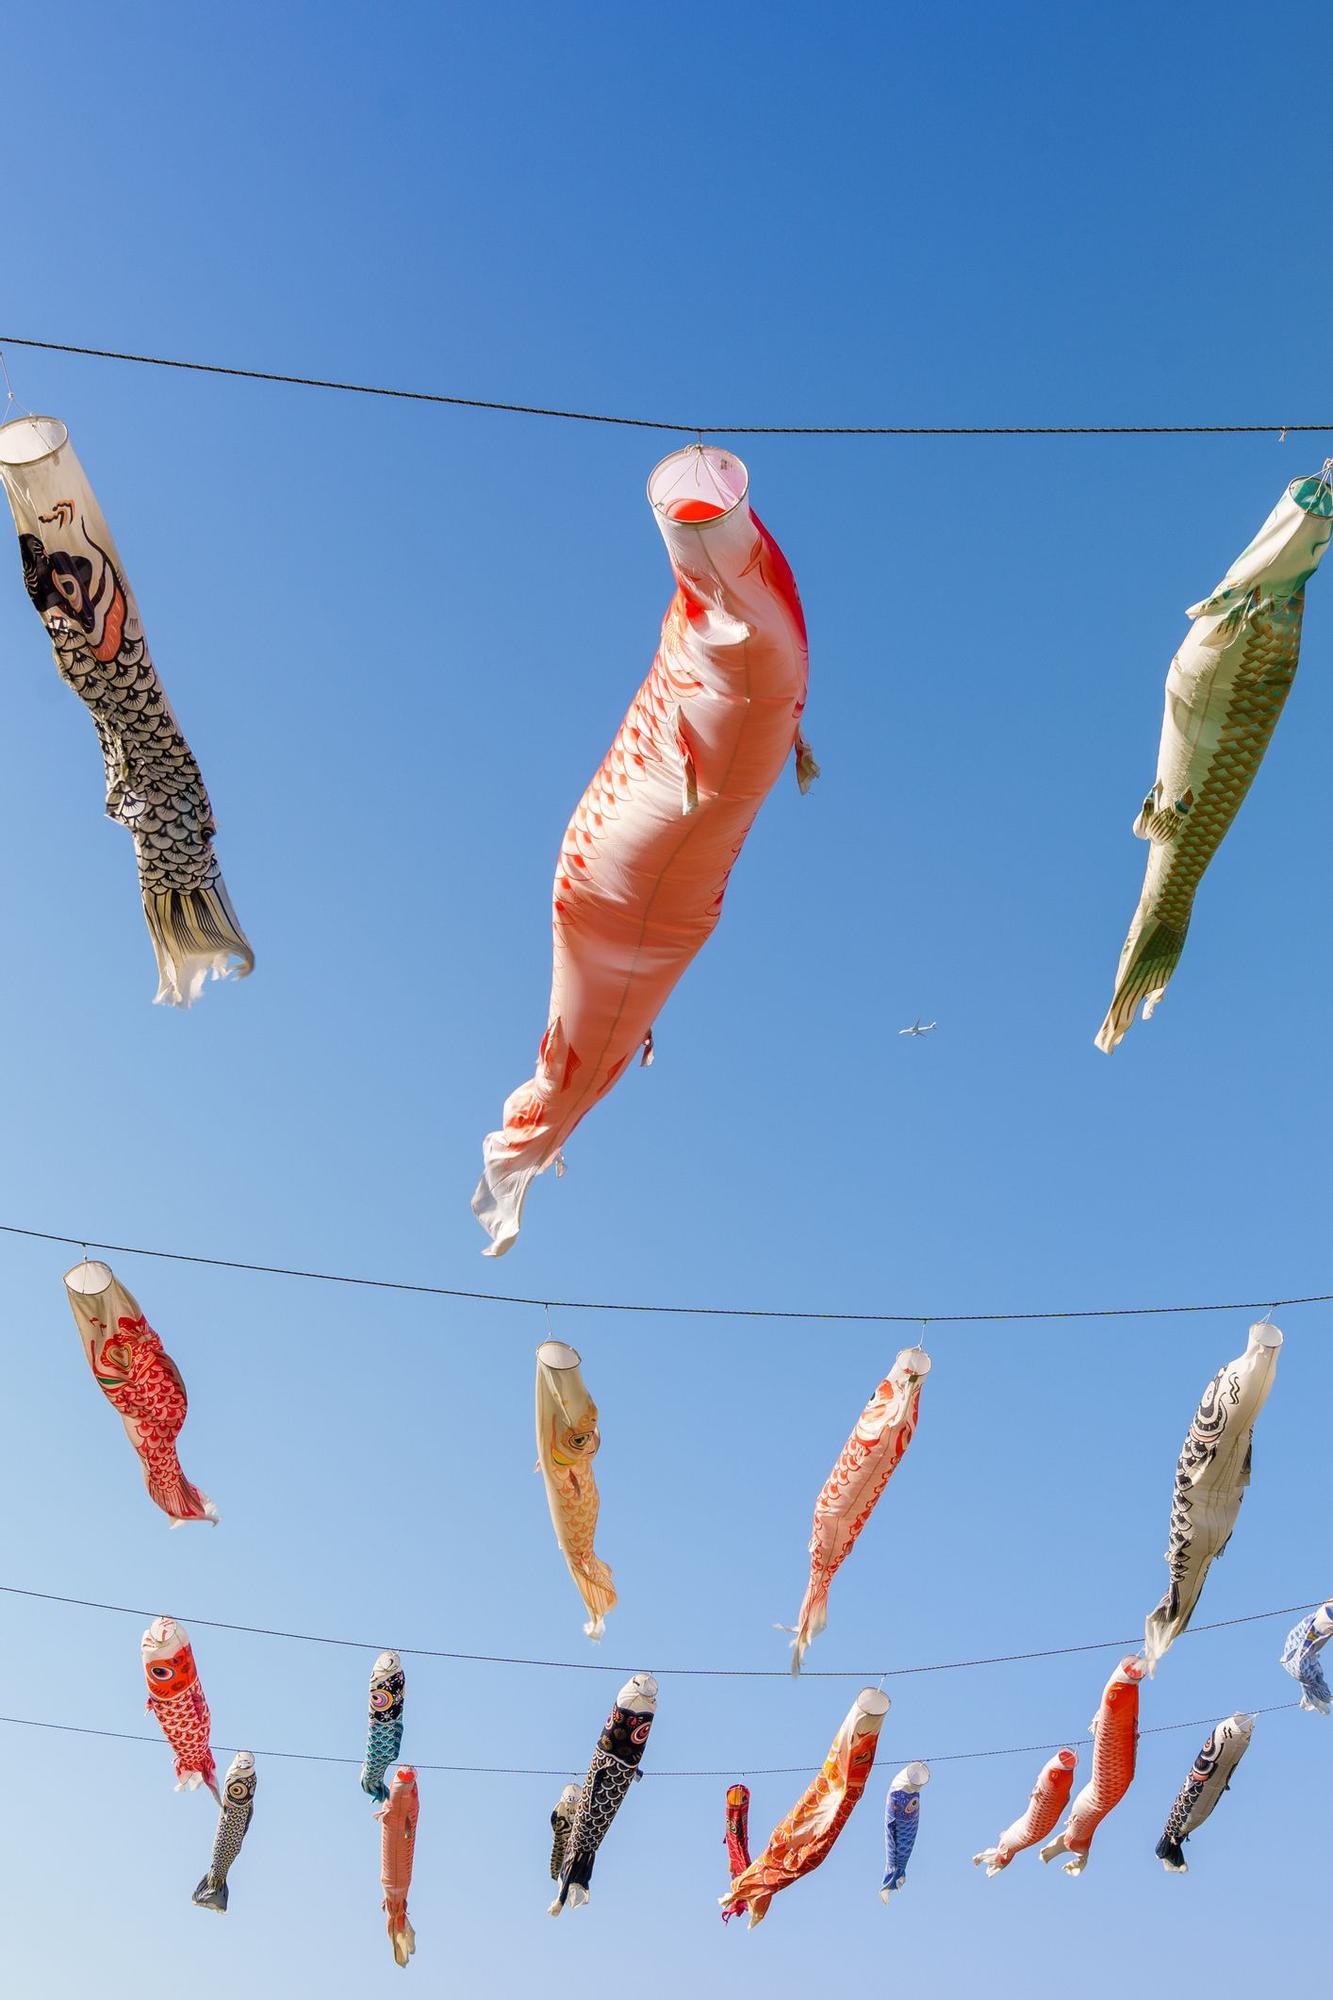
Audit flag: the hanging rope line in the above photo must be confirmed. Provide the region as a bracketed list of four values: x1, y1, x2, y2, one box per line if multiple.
[2, 336, 1331, 438]
[2, 1221, 1329, 1326]
[0, 1702, 1302, 1777]
[2, 1584, 1312, 1682]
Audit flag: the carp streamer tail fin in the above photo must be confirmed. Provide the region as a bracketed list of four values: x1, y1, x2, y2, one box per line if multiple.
[1155, 1834, 1188, 1873]
[1095, 914, 1189, 1052]
[145, 875, 254, 1009]
[191, 1876, 228, 1914]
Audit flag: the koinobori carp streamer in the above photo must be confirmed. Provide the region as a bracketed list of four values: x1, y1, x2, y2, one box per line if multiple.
[534, 1340, 617, 1638]
[721, 1688, 890, 1929]
[142, 1615, 220, 1802]
[1155, 1713, 1253, 1873]
[193, 1751, 257, 1913]
[377, 1766, 419, 1967]
[361, 1651, 406, 1802]
[789, 1348, 930, 1672]
[549, 1673, 657, 1914]
[1281, 1601, 1333, 1713]
[473, 443, 813, 1255]
[64, 1259, 217, 1526]
[1097, 473, 1332, 1051]
[973, 1749, 1078, 1876]
[881, 1763, 929, 1905]
[1144, 1321, 1282, 1673]
[0, 415, 253, 1005]
[724, 1783, 752, 1891]
[1040, 1658, 1145, 1876]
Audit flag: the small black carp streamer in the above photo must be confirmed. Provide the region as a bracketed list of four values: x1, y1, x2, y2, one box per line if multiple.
[1155, 1714, 1253, 1872]
[360, 1651, 406, 1803]
[0, 414, 253, 1005]
[548, 1673, 657, 1914]
[192, 1751, 257, 1913]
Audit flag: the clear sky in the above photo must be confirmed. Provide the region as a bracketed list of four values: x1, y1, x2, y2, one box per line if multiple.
[1, 2, 1330, 1993]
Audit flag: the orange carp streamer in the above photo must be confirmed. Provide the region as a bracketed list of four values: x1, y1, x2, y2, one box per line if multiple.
[972, 1749, 1077, 1875]
[377, 1766, 419, 1968]
[473, 443, 812, 1255]
[535, 1340, 617, 1639]
[790, 1349, 930, 1671]
[721, 1688, 889, 1929]
[1040, 1659, 1145, 1875]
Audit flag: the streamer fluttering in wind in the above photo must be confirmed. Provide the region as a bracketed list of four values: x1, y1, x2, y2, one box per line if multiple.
[549, 1673, 657, 1914]
[377, 1766, 419, 1968]
[972, 1749, 1077, 1876]
[881, 1762, 929, 1905]
[1280, 1602, 1333, 1714]
[0, 415, 253, 1005]
[360, 1652, 406, 1802]
[1144, 1321, 1282, 1673]
[1096, 473, 1332, 1051]
[1040, 1658, 1144, 1876]
[721, 1687, 890, 1929]
[193, 1751, 257, 1913]
[534, 1341, 617, 1639]
[789, 1349, 930, 1672]
[723, 1784, 752, 1896]
[1155, 1713, 1253, 1873]
[141, 1615, 220, 1802]
[64, 1259, 217, 1526]
[473, 444, 813, 1255]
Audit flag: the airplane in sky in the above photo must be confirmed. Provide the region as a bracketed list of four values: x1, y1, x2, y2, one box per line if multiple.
[898, 1018, 938, 1037]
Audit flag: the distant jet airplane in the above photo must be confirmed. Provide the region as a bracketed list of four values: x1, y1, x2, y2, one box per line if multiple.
[898, 1019, 938, 1037]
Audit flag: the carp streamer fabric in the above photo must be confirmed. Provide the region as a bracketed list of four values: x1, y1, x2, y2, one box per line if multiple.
[1144, 1321, 1282, 1672]
[360, 1651, 406, 1802]
[473, 443, 812, 1255]
[1155, 1713, 1253, 1873]
[881, 1763, 929, 1905]
[1040, 1657, 1144, 1876]
[790, 1348, 930, 1672]
[721, 1687, 890, 1930]
[193, 1751, 257, 1913]
[64, 1259, 217, 1526]
[377, 1766, 419, 1967]
[1281, 1602, 1333, 1713]
[549, 1672, 657, 1914]
[141, 1615, 220, 1801]
[534, 1340, 617, 1639]
[973, 1749, 1078, 1876]
[1097, 473, 1332, 1051]
[724, 1784, 752, 1892]
[0, 415, 253, 1006]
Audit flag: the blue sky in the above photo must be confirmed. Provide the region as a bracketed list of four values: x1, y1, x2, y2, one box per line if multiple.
[1, 1, 1331, 1992]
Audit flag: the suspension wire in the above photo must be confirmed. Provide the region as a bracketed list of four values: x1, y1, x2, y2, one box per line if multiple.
[6, 1222, 1331, 1327]
[0, 1583, 1314, 1682]
[0, 1702, 1302, 1777]
[1, 335, 1330, 438]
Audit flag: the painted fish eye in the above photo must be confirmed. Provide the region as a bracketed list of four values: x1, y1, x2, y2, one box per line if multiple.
[370, 1688, 394, 1712]
[226, 1779, 250, 1802]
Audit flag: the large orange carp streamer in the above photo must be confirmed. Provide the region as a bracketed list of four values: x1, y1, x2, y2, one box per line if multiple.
[377, 1766, 419, 1968]
[789, 1349, 930, 1672]
[1040, 1658, 1145, 1875]
[0, 415, 253, 1005]
[535, 1340, 617, 1638]
[1097, 473, 1331, 1051]
[720, 1688, 889, 1929]
[473, 444, 813, 1255]
[973, 1749, 1077, 1876]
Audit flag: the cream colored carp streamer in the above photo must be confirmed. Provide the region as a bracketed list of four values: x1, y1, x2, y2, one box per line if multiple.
[1144, 1321, 1282, 1673]
[535, 1341, 617, 1638]
[0, 415, 253, 1005]
[1155, 1713, 1253, 1873]
[473, 443, 812, 1254]
[1097, 472, 1332, 1050]
[789, 1348, 930, 1672]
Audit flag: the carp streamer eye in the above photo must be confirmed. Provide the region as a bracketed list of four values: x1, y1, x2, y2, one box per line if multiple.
[227, 1779, 251, 1803]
